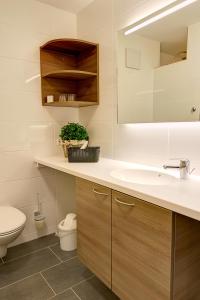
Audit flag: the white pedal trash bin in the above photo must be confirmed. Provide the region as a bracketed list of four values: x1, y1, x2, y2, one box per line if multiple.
[57, 213, 77, 251]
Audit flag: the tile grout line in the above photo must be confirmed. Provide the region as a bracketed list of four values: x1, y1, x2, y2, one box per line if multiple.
[0, 272, 40, 291]
[48, 247, 63, 263]
[46, 274, 95, 300]
[40, 261, 62, 274]
[56, 255, 80, 265]
[47, 288, 79, 300]
[70, 274, 95, 289]
[70, 288, 82, 300]
[2, 247, 47, 264]
[3, 242, 59, 264]
[62, 255, 78, 263]
[48, 246, 78, 264]
[40, 272, 56, 297]
[0, 261, 62, 291]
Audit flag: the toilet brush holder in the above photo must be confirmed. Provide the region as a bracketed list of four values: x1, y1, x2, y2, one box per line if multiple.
[34, 211, 46, 230]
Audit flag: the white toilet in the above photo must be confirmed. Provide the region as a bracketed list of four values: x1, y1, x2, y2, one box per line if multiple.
[0, 206, 26, 258]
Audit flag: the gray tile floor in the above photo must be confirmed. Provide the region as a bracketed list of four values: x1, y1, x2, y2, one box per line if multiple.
[0, 234, 119, 300]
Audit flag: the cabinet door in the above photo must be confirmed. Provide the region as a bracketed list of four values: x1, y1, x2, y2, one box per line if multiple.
[112, 190, 173, 300]
[76, 177, 112, 287]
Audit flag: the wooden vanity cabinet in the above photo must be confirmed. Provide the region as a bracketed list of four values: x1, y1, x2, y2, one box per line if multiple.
[172, 214, 200, 300]
[76, 177, 112, 288]
[76, 178, 200, 300]
[112, 190, 173, 300]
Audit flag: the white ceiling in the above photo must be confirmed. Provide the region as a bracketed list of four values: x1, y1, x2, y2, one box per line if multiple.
[36, 0, 94, 14]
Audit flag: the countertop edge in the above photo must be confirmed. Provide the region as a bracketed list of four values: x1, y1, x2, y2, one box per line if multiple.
[35, 157, 200, 222]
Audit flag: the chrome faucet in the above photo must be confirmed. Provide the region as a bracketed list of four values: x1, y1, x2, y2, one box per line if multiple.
[163, 159, 193, 179]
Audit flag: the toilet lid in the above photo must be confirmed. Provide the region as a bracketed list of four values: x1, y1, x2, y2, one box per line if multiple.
[0, 206, 26, 235]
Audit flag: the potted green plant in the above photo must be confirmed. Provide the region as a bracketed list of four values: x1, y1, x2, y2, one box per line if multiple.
[58, 123, 89, 157]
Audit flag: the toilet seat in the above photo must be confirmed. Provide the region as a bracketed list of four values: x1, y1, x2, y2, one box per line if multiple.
[0, 206, 26, 236]
[0, 225, 25, 237]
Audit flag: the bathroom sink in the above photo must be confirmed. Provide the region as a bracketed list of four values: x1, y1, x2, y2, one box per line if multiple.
[110, 168, 177, 186]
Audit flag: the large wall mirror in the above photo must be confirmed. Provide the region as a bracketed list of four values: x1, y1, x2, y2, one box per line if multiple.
[117, 0, 200, 123]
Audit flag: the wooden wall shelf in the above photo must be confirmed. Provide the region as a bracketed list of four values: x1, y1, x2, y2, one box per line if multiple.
[42, 70, 97, 80]
[44, 101, 98, 107]
[40, 39, 99, 107]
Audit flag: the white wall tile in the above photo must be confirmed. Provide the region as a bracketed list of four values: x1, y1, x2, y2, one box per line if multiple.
[0, 22, 49, 62]
[29, 124, 55, 157]
[0, 57, 40, 93]
[168, 123, 200, 174]
[114, 123, 169, 166]
[1, 150, 40, 181]
[78, 0, 115, 158]
[0, 122, 29, 152]
[0, 177, 43, 208]
[0, 0, 77, 245]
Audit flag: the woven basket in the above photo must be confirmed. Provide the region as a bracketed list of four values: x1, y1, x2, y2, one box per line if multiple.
[57, 139, 88, 158]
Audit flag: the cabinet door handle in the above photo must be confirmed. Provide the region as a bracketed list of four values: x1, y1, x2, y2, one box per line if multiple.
[114, 197, 135, 207]
[93, 188, 109, 196]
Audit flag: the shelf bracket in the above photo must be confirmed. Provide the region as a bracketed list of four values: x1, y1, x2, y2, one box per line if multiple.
[35, 162, 45, 168]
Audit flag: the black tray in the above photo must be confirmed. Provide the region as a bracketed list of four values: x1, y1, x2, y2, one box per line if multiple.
[68, 147, 100, 162]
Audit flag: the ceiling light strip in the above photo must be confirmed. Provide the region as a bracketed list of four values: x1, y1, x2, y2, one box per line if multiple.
[125, 0, 198, 35]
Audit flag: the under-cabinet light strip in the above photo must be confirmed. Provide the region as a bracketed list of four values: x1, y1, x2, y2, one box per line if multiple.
[125, 0, 198, 35]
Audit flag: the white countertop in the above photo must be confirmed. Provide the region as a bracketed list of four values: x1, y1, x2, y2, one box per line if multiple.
[35, 155, 200, 221]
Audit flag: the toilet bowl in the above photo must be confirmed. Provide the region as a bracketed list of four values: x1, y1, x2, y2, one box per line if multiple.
[0, 206, 26, 258]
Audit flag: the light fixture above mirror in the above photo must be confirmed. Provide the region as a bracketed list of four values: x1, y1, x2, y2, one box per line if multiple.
[125, 0, 198, 36]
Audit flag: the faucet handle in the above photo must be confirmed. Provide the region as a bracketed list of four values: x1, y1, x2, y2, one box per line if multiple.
[179, 161, 190, 177]
[179, 159, 195, 175]
[180, 159, 190, 166]
[169, 158, 190, 168]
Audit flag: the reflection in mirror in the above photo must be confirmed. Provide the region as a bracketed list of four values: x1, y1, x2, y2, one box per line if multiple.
[117, 0, 200, 123]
